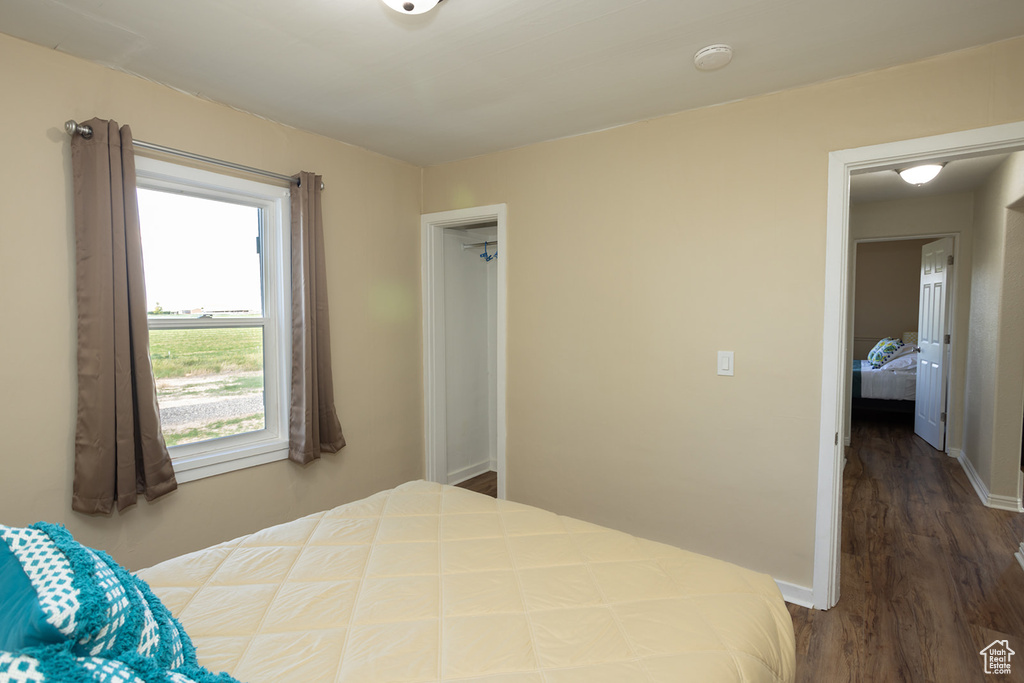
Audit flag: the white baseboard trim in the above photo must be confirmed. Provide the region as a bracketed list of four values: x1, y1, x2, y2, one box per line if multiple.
[844, 436, 851, 447]
[948, 447, 961, 459]
[958, 451, 1024, 512]
[987, 493, 1024, 512]
[959, 451, 990, 507]
[775, 579, 814, 609]
[448, 461, 494, 486]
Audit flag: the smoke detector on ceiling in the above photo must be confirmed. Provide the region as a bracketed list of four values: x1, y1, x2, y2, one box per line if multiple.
[694, 44, 733, 71]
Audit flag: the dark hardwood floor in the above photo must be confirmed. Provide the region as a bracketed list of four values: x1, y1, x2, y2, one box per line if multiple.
[455, 470, 497, 498]
[789, 413, 1024, 682]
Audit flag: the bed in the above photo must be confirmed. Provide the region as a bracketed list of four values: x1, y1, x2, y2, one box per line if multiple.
[134, 480, 796, 682]
[852, 337, 918, 413]
[852, 358, 917, 401]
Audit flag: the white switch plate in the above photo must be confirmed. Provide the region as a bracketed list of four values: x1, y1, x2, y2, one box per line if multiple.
[717, 351, 734, 376]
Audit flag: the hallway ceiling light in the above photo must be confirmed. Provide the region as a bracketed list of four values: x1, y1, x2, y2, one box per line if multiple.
[897, 163, 945, 185]
[381, 0, 444, 14]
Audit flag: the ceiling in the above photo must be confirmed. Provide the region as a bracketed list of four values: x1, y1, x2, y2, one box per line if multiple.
[851, 153, 1013, 204]
[3, 0, 1024, 166]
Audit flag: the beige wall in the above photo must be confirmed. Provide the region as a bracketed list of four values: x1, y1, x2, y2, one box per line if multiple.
[0, 33, 424, 570]
[847, 192, 975, 451]
[423, 37, 1024, 587]
[964, 152, 1024, 499]
[5, 25, 1024, 591]
[853, 239, 933, 358]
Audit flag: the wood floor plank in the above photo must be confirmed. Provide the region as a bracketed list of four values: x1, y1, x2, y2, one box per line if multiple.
[454, 471, 497, 498]
[790, 413, 1024, 682]
[889, 531, 979, 682]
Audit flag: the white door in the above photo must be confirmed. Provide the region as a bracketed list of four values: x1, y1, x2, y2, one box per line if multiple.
[915, 237, 953, 450]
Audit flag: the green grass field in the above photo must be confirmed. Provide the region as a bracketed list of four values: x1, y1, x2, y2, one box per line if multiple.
[149, 327, 263, 378]
[150, 327, 267, 447]
[163, 414, 265, 447]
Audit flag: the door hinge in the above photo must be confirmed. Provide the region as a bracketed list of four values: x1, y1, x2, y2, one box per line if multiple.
[944, 334, 951, 344]
[940, 412, 947, 422]
[947, 255, 954, 266]
[835, 432, 839, 446]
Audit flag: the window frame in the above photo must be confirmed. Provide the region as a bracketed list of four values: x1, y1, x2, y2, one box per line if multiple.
[135, 156, 292, 483]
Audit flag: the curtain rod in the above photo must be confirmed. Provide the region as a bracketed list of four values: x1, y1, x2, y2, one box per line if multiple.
[461, 240, 498, 250]
[64, 120, 324, 190]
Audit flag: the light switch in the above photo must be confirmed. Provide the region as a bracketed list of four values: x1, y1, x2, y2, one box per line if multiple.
[717, 351, 734, 376]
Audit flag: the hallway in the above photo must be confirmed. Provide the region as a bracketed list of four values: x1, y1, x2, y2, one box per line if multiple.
[788, 414, 1024, 681]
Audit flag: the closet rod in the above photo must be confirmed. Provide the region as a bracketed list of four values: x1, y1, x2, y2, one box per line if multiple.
[462, 240, 498, 250]
[64, 119, 324, 190]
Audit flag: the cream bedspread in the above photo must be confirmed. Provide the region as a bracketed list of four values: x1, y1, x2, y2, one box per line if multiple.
[138, 481, 795, 682]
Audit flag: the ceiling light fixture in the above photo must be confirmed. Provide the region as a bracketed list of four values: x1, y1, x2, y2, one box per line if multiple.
[381, 0, 444, 15]
[897, 163, 945, 185]
[694, 44, 733, 71]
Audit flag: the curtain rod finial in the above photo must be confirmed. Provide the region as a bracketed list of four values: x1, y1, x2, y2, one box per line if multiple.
[65, 119, 93, 139]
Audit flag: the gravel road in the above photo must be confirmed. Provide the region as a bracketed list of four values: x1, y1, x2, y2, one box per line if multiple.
[155, 371, 265, 435]
[159, 393, 264, 429]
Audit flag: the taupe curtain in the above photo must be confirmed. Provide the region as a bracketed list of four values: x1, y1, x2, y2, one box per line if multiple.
[71, 118, 177, 514]
[289, 171, 345, 464]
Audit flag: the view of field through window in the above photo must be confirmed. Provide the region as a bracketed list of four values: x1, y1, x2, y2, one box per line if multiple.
[137, 188, 267, 448]
[148, 328, 265, 446]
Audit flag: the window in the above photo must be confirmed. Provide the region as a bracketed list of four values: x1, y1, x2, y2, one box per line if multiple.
[135, 157, 291, 482]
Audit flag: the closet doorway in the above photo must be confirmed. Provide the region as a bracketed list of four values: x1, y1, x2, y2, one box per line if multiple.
[421, 204, 507, 499]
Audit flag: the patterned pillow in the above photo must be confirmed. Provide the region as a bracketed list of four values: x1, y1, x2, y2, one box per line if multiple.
[867, 337, 905, 369]
[0, 524, 238, 683]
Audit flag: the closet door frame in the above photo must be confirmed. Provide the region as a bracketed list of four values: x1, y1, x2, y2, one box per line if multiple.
[421, 204, 508, 499]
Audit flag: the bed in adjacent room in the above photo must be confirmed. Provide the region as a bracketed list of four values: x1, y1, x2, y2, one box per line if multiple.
[852, 337, 918, 412]
[852, 357, 918, 401]
[135, 480, 796, 683]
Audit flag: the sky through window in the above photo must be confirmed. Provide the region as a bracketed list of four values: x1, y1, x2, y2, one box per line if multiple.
[137, 188, 262, 315]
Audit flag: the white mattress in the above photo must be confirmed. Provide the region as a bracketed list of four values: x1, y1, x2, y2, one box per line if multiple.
[857, 360, 917, 401]
[137, 481, 795, 682]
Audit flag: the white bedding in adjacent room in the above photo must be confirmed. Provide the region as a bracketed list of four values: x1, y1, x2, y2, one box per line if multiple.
[857, 359, 917, 401]
[137, 480, 796, 683]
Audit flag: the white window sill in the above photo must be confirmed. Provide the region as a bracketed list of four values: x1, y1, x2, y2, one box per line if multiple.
[171, 439, 289, 484]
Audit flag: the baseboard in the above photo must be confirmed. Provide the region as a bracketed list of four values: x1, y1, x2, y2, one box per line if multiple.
[958, 451, 1024, 513]
[948, 447, 961, 459]
[775, 579, 814, 609]
[959, 451, 990, 507]
[987, 493, 1024, 513]
[448, 460, 494, 486]
[844, 436, 851, 447]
